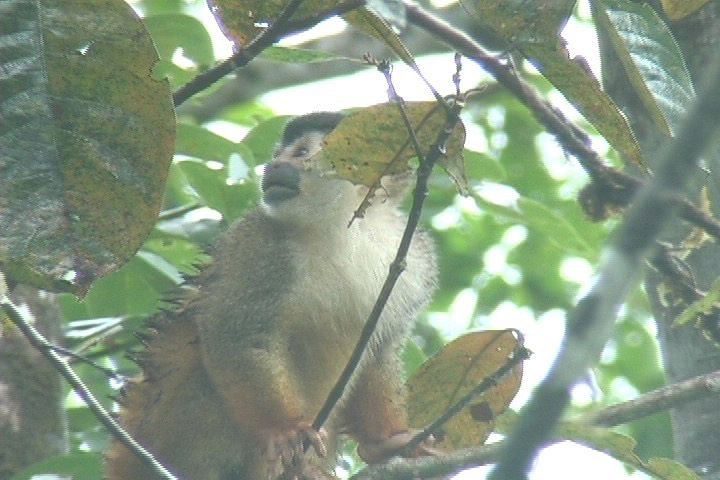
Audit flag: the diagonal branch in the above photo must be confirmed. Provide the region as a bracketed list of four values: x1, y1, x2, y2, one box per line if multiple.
[173, 0, 365, 106]
[488, 47, 720, 480]
[404, 1, 720, 245]
[0, 298, 177, 480]
[312, 75, 464, 433]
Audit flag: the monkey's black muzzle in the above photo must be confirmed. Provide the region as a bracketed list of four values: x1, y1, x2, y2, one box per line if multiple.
[262, 162, 301, 204]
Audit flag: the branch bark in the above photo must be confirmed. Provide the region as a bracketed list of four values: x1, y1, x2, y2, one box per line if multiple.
[489, 34, 720, 480]
[597, 2, 720, 478]
[355, 368, 720, 479]
[0, 286, 67, 478]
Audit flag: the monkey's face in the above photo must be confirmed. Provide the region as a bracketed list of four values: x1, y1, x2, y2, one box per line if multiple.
[261, 129, 366, 226]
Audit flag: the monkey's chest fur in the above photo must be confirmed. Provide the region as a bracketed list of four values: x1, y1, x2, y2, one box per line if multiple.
[278, 213, 435, 412]
[202, 208, 436, 415]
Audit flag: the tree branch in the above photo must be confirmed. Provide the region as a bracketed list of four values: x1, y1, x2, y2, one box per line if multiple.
[488, 45, 720, 480]
[312, 72, 464, 432]
[356, 368, 720, 479]
[591, 369, 720, 428]
[0, 298, 177, 480]
[172, 0, 365, 107]
[404, 1, 720, 244]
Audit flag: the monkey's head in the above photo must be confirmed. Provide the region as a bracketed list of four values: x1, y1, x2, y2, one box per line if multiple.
[261, 112, 389, 227]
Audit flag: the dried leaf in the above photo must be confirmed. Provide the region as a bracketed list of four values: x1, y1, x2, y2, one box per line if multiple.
[659, 0, 711, 20]
[309, 102, 466, 195]
[407, 330, 523, 450]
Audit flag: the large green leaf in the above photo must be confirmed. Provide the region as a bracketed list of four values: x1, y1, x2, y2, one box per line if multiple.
[208, 0, 340, 46]
[0, 0, 175, 293]
[594, 0, 695, 136]
[473, 190, 593, 257]
[143, 13, 215, 86]
[176, 159, 257, 222]
[461, 0, 645, 169]
[143, 14, 214, 66]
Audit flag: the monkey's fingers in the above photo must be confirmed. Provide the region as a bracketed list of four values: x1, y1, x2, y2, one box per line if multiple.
[263, 423, 329, 480]
[302, 424, 328, 458]
[357, 430, 442, 464]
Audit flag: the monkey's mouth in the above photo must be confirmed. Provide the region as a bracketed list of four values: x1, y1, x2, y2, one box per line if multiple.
[262, 162, 300, 203]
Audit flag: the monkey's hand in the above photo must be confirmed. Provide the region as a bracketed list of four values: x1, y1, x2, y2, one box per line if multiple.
[357, 430, 442, 464]
[262, 422, 328, 480]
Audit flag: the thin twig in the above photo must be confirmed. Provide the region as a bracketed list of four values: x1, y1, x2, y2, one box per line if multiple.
[312, 72, 464, 432]
[0, 299, 177, 480]
[401, 339, 530, 456]
[48, 344, 122, 380]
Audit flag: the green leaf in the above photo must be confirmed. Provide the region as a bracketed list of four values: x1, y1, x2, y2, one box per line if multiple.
[460, 0, 575, 46]
[177, 159, 257, 222]
[594, 0, 695, 136]
[461, 0, 645, 169]
[473, 190, 593, 256]
[259, 46, 354, 63]
[0, 0, 175, 293]
[557, 422, 702, 480]
[10, 453, 102, 480]
[58, 253, 178, 320]
[144, 232, 211, 276]
[240, 115, 293, 164]
[673, 275, 720, 327]
[144, 14, 214, 66]
[176, 123, 240, 164]
[464, 150, 506, 182]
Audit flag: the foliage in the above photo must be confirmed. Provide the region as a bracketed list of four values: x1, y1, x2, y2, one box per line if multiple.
[0, 0, 713, 479]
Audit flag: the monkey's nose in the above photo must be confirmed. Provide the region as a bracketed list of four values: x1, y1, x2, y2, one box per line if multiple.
[262, 162, 300, 204]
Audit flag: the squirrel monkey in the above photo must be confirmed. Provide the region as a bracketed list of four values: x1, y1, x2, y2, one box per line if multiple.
[105, 112, 438, 479]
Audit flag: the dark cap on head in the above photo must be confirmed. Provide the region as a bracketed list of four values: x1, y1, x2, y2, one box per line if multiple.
[280, 111, 345, 147]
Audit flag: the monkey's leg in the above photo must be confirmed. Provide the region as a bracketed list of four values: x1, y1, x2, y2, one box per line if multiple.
[201, 343, 332, 479]
[340, 350, 439, 464]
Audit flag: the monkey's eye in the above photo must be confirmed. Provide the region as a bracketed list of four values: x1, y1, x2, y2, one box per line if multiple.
[293, 146, 309, 157]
